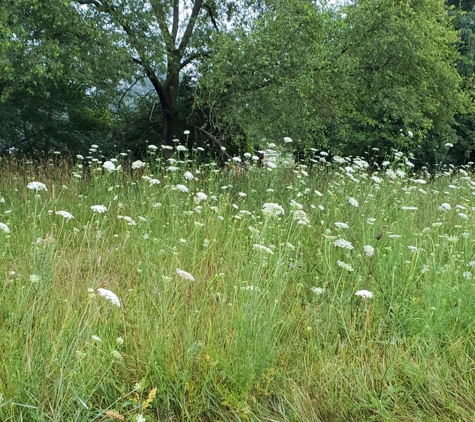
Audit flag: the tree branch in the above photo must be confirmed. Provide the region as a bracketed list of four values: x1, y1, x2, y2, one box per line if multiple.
[194, 125, 232, 160]
[117, 75, 146, 114]
[179, 51, 208, 71]
[76, 0, 103, 7]
[172, 0, 179, 41]
[203, 4, 219, 31]
[150, 0, 175, 52]
[179, 0, 204, 52]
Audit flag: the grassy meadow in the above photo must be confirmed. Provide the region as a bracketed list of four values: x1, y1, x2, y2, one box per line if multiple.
[1, 146, 475, 421]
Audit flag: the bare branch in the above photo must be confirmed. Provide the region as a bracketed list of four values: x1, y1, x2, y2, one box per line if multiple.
[178, 0, 204, 52]
[203, 4, 219, 31]
[194, 126, 232, 160]
[117, 76, 146, 114]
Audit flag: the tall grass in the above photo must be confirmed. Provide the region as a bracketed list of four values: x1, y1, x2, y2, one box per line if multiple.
[0, 150, 475, 421]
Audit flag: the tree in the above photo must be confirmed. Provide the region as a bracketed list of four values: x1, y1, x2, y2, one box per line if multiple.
[0, 0, 125, 154]
[73, 0, 234, 146]
[198, 0, 470, 158]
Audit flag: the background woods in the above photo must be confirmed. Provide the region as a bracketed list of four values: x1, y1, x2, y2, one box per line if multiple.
[0, 0, 474, 166]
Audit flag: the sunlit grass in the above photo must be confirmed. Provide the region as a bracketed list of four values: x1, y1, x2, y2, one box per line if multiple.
[1, 149, 475, 421]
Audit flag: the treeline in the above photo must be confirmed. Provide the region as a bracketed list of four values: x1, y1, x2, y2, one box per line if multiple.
[0, 0, 474, 167]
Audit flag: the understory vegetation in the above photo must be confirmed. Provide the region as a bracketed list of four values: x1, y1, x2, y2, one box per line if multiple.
[1, 147, 475, 421]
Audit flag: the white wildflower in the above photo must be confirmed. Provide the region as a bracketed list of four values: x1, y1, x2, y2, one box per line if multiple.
[438, 203, 451, 211]
[395, 169, 406, 178]
[55, 210, 74, 220]
[283, 137, 293, 143]
[184, 171, 194, 181]
[97, 288, 121, 307]
[337, 260, 354, 272]
[131, 160, 146, 170]
[311, 287, 325, 295]
[364, 245, 375, 257]
[411, 179, 427, 184]
[290, 200, 303, 210]
[0, 222, 10, 233]
[194, 192, 208, 204]
[91, 205, 107, 213]
[293, 210, 310, 225]
[253, 244, 274, 255]
[176, 145, 186, 152]
[176, 268, 195, 281]
[355, 290, 373, 299]
[103, 161, 116, 172]
[175, 184, 189, 193]
[111, 350, 122, 359]
[262, 203, 284, 217]
[30, 274, 40, 283]
[334, 222, 349, 229]
[333, 238, 354, 250]
[348, 197, 359, 207]
[27, 181, 47, 192]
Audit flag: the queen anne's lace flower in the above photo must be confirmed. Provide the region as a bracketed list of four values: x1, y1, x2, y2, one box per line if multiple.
[176, 184, 189, 193]
[27, 181, 47, 192]
[262, 203, 284, 217]
[131, 160, 146, 169]
[91, 205, 107, 213]
[176, 268, 195, 281]
[253, 244, 274, 255]
[97, 288, 121, 307]
[103, 161, 116, 171]
[333, 238, 353, 250]
[355, 290, 373, 299]
[55, 211, 74, 220]
[364, 245, 375, 257]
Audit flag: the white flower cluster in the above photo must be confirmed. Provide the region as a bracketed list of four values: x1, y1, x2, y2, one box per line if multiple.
[97, 288, 121, 307]
[333, 238, 354, 250]
[262, 203, 284, 217]
[27, 181, 48, 192]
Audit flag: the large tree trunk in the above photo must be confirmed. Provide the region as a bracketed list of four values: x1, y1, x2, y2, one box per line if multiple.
[161, 51, 181, 145]
[162, 107, 176, 146]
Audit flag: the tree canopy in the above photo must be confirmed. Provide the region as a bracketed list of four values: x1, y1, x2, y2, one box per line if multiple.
[0, 0, 473, 165]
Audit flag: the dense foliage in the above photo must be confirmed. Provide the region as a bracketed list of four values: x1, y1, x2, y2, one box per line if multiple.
[0, 0, 474, 165]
